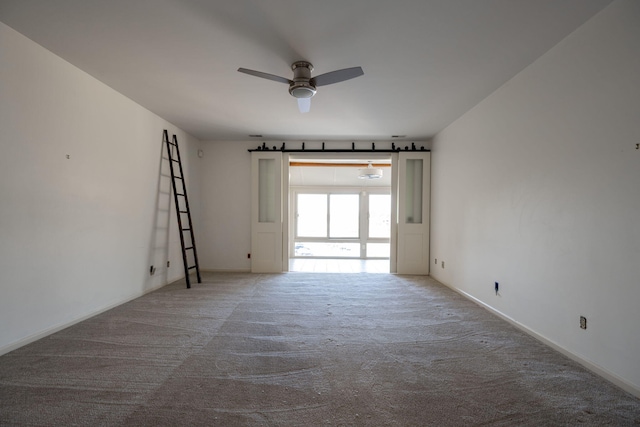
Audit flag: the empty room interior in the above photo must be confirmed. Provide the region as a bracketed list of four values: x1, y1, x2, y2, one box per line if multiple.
[1, 0, 639, 425]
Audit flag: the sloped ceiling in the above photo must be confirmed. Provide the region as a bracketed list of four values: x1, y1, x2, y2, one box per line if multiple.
[0, 0, 613, 141]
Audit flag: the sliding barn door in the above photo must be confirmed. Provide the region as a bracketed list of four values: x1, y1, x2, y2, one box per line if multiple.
[396, 152, 430, 275]
[251, 151, 283, 273]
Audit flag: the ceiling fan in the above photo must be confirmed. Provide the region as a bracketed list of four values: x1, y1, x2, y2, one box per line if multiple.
[237, 61, 364, 113]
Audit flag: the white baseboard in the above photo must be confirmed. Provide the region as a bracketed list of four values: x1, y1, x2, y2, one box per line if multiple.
[437, 280, 640, 399]
[0, 280, 171, 357]
[200, 268, 251, 273]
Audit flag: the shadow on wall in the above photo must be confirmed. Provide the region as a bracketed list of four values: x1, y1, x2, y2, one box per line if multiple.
[145, 133, 173, 289]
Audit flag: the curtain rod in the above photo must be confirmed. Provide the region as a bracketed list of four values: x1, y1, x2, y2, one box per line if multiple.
[247, 142, 429, 153]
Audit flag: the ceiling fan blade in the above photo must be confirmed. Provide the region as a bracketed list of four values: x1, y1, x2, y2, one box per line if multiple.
[298, 97, 311, 113]
[311, 66, 364, 87]
[237, 68, 292, 84]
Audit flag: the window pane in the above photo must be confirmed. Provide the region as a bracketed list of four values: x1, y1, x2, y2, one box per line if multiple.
[297, 194, 327, 237]
[369, 194, 390, 238]
[258, 159, 275, 222]
[405, 159, 423, 224]
[329, 194, 359, 238]
[367, 243, 390, 258]
[294, 242, 360, 257]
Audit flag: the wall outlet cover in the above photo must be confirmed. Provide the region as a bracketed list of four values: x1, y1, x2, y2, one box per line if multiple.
[580, 316, 587, 330]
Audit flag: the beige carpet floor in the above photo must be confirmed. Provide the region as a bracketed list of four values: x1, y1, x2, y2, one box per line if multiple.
[1, 272, 639, 426]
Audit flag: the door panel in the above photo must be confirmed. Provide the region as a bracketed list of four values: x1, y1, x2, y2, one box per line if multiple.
[397, 152, 430, 274]
[251, 152, 283, 272]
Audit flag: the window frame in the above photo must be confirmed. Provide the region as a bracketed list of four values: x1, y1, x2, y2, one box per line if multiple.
[291, 186, 391, 259]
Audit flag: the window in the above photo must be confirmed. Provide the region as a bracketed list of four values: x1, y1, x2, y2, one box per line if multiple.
[293, 190, 390, 258]
[330, 194, 359, 238]
[368, 194, 390, 238]
[297, 194, 327, 237]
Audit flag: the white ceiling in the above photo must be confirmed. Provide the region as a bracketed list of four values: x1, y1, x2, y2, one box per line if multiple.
[289, 155, 392, 187]
[290, 165, 392, 187]
[0, 0, 613, 142]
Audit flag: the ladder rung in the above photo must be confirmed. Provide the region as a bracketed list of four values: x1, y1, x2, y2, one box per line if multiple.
[174, 176, 184, 180]
[179, 210, 188, 213]
[167, 142, 177, 146]
[176, 193, 185, 196]
[185, 246, 194, 250]
[171, 158, 180, 162]
[188, 265, 197, 270]
[182, 228, 191, 231]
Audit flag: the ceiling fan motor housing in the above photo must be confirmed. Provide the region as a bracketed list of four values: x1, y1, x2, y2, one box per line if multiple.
[289, 61, 316, 98]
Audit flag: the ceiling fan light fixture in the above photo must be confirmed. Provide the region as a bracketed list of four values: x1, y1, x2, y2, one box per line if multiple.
[297, 98, 311, 113]
[238, 60, 363, 112]
[289, 83, 316, 99]
[289, 61, 316, 99]
[358, 162, 383, 179]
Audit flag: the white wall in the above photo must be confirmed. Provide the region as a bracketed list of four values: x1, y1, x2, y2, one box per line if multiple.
[430, 0, 640, 395]
[199, 140, 255, 272]
[0, 22, 202, 354]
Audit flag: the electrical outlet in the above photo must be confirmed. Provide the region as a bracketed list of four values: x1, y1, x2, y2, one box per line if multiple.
[167, 261, 170, 268]
[247, 253, 251, 259]
[636, 143, 639, 150]
[580, 316, 587, 330]
[495, 282, 499, 294]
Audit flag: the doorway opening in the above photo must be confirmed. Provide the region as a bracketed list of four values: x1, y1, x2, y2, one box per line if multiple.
[288, 157, 391, 273]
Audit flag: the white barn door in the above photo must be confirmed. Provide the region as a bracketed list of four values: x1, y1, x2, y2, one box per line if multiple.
[251, 151, 283, 273]
[396, 152, 430, 275]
